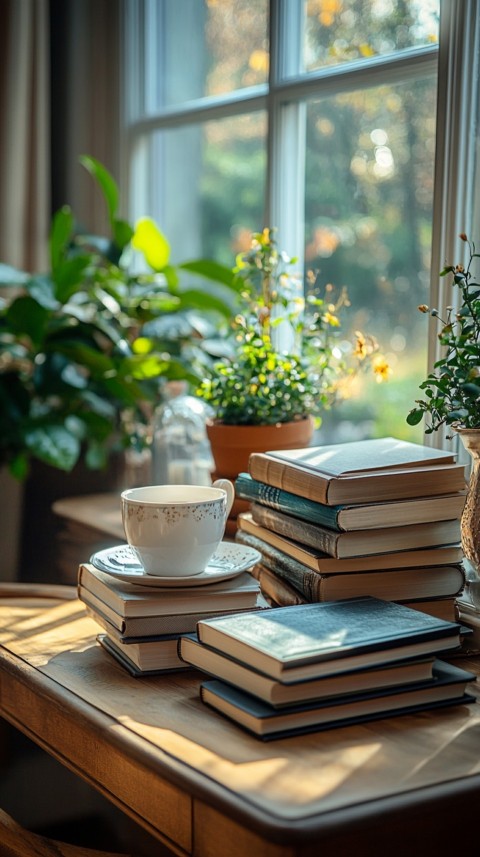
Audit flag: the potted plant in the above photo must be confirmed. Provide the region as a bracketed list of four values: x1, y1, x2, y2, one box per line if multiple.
[197, 228, 389, 480]
[406, 233, 479, 572]
[0, 156, 238, 481]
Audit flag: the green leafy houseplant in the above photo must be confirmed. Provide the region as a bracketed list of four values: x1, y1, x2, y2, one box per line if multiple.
[407, 234, 480, 434]
[0, 156, 238, 478]
[196, 228, 389, 426]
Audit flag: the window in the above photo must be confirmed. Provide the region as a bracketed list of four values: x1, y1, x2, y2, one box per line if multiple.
[124, 0, 443, 443]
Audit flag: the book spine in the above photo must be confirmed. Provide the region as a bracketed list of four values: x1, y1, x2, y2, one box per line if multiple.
[248, 454, 330, 503]
[236, 531, 323, 601]
[79, 588, 126, 631]
[250, 503, 339, 555]
[235, 473, 342, 530]
[250, 562, 307, 607]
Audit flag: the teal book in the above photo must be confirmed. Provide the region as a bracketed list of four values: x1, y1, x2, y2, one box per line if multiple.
[200, 660, 476, 739]
[196, 597, 462, 682]
[235, 472, 466, 533]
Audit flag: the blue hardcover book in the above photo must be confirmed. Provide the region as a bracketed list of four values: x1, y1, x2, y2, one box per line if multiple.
[196, 597, 462, 681]
[200, 660, 476, 739]
[234, 472, 466, 533]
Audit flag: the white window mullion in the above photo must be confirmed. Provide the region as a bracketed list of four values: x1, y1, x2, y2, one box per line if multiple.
[427, 0, 480, 449]
[267, 0, 305, 257]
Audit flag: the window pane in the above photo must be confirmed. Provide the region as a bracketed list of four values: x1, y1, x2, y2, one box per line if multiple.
[303, 75, 437, 443]
[131, 112, 267, 262]
[143, 0, 269, 113]
[299, 0, 439, 74]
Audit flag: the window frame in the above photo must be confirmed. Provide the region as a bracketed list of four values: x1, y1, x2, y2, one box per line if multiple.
[121, 0, 479, 448]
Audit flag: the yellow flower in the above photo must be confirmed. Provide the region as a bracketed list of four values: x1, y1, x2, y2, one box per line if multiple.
[353, 331, 368, 359]
[372, 355, 391, 382]
[323, 311, 340, 327]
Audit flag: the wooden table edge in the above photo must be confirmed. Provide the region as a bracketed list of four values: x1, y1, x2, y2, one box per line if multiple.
[2, 640, 480, 850]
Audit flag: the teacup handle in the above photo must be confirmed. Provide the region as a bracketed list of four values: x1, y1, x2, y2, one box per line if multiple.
[212, 478, 235, 518]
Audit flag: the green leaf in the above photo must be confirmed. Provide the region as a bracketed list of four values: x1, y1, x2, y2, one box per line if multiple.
[463, 382, 480, 396]
[180, 259, 239, 289]
[54, 255, 92, 303]
[176, 288, 238, 318]
[27, 275, 59, 310]
[25, 425, 81, 471]
[9, 453, 29, 481]
[50, 206, 74, 272]
[80, 154, 119, 224]
[406, 409, 424, 426]
[5, 296, 49, 346]
[113, 218, 134, 251]
[85, 440, 109, 470]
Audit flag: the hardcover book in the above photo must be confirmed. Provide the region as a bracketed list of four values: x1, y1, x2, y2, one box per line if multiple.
[98, 633, 189, 676]
[248, 437, 466, 505]
[250, 562, 463, 622]
[236, 515, 464, 573]
[200, 661, 475, 739]
[82, 595, 268, 642]
[195, 597, 463, 682]
[178, 633, 436, 707]
[77, 563, 261, 618]
[249, 503, 461, 558]
[246, 555, 464, 605]
[235, 472, 466, 532]
[249, 562, 307, 607]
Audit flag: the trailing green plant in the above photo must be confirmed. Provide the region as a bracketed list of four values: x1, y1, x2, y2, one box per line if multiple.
[407, 233, 480, 434]
[197, 228, 389, 426]
[0, 156, 238, 478]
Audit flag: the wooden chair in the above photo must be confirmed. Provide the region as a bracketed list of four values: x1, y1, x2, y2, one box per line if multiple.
[0, 807, 131, 856]
[0, 584, 131, 856]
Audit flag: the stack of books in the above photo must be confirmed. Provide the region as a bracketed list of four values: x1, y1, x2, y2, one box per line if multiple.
[455, 569, 480, 653]
[234, 436, 468, 621]
[78, 563, 263, 675]
[178, 597, 476, 739]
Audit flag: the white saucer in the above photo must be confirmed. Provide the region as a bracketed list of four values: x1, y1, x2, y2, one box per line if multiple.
[89, 542, 261, 587]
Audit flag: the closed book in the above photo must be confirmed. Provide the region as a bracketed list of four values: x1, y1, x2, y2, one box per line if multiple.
[401, 598, 458, 623]
[249, 556, 463, 609]
[249, 562, 307, 607]
[179, 633, 436, 707]
[456, 610, 480, 652]
[77, 563, 260, 618]
[98, 632, 188, 675]
[82, 595, 268, 642]
[200, 661, 476, 739]
[235, 472, 466, 532]
[249, 503, 461, 558]
[196, 597, 462, 682]
[236, 515, 464, 573]
[248, 437, 465, 505]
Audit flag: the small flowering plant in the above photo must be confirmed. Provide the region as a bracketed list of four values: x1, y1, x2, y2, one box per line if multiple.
[197, 228, 389, 426]
[407, 234, 480, 433]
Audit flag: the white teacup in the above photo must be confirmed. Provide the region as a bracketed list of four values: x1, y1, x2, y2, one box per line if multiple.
[121, 479, 234, 577]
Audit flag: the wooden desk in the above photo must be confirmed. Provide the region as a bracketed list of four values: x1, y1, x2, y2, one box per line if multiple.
[1, 587, 480, 857]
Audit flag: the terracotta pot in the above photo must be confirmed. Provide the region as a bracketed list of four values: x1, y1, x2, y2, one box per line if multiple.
[206, 417, 315, 479]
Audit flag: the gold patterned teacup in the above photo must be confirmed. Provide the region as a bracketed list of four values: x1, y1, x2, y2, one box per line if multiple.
[121, 480, 234, 577]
